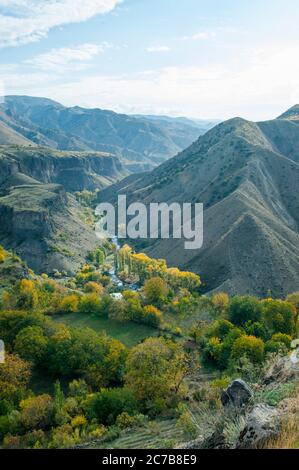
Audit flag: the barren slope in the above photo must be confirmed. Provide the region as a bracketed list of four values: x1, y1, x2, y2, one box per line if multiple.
[100, 110, 299, 297]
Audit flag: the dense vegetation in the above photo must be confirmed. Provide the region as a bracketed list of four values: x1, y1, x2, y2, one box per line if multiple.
[0, 243, 298, 449]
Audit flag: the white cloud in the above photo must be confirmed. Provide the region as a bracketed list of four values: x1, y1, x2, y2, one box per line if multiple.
[0, 0, 122, 47]
[191, 32, 216, 41]
[146, 45, 171, 53]
[25, 43, 110, 72]
[2, 43, 299, 121]
[183, 31, 216, 41]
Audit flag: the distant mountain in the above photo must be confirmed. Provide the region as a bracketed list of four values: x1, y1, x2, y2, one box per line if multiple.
[278, 104, 299, 121]
[100, 107, 299, 298]
[132, 114, 218, 147]
[0, 120, 35, 146]
[0, 96, 215, 171]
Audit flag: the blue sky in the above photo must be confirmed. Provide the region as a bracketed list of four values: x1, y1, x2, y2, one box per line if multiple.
[0, 0, 299, 120]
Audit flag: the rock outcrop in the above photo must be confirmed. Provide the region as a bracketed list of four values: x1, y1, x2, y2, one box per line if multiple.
[221, 379, 253, 407]
[236, 404, 281, 448]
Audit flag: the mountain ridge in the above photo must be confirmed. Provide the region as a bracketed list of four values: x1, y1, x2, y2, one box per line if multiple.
[99, 110, 299, 297]
[0, 95, 215, 171]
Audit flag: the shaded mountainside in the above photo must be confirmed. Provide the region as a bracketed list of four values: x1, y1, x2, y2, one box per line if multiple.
[0, 120, 35, 146]
[100, 107, 299, 297]
[0, 95, 213, 171]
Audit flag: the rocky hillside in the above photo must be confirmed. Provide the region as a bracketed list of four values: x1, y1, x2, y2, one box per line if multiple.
[0, 182, 98, 275]
[0, 121, 35, 146]
[0, 145, 127, 192]
[0, 145, 124, 274]
[0, 96, 213, 171]
[100, 107, 299, 297]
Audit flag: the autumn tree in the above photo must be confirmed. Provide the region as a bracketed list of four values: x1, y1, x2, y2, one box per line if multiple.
[59, 295, 79, 314]
[286, 292, 299, 327]
[262, 299, 296, 336]
[14, 326, 48, 364]
[78, 293, 101, 315]
[0, 353, 31, 402]
[16, 279, 39, 310]
[143, 277, 168, 305]
[229, 296, 262, 327]
[20, 395, 54, 431]
[212, 292, 229, 314]
[125, 337, 187, 410]
[231, 335, 265, 364]
[142, 305, 163, 328]
[84, 282, 104, 295]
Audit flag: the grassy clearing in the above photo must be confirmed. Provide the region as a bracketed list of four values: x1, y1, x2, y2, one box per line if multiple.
[99, 419, 184, 449]
[53, 312, 159, 348]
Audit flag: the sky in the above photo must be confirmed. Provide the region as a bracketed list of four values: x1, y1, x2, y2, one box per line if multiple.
[0, 0, 299, 120]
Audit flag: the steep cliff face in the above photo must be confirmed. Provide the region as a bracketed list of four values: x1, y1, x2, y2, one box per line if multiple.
[0, 145, 120, 274]
[0, 183, 98, 275]
[0, 146, 128, 192]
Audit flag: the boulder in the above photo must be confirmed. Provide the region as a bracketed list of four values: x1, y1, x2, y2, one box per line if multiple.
[263, 355, 299, 385]
[237, 404, 281, 448]
[221, 379, 253, 407]
[175, 436, 204, 449]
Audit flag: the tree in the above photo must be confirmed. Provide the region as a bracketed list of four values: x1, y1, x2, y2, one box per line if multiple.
[143, 277, 168, 305]
[0, 245, 7, 263]
[265, 333, 292, 354]
[78, 293, 101, 315]
[229, 296, 262, 327]
[142, 305, 163, 328]
[16, 279, 39, 310]
[125, 337, 187, 410]
[231, 335, 265, 364]
[212, 292, 229, 314]
[88, 248, 105, 267]
[14, 326, 48, 364]
[206, 319, 235, 340]
[47, 328, 127, 387]
[286, 292, 299, 326]
[86, 387, 138, 425]
[0, 353, 31, 402]
[59, 295, 79, 314]
[0, 310, 45, 347]
[244, 321, 269, 341]
[84, 282, 104, 295]
[20, 394, 53, 430]
[262, 300, 296, 336]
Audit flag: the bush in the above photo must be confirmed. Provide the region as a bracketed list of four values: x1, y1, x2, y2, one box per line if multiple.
[262, 300, 296, 336]
[14, 326, 48, 364]
[84, 282, 104, 295]
[20, 395, 53, 431]
[78, 293, 101, 315]
[115, 412, 136, 429]
[265, 333, 291, 354]
[212, 292, 229, 313]
[231, 335, 265, 364]
[229, 296, 262, 327]
[144, 277, 168, 305]
[142, 305, 163, 327]
[86, 387, 138, 425]
[60, 295, 79, 314]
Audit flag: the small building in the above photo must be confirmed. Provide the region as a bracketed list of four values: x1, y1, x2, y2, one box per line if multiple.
[110, 292, 123, 300]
